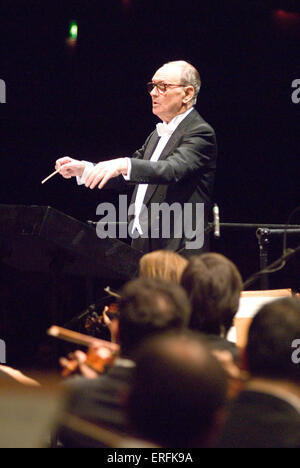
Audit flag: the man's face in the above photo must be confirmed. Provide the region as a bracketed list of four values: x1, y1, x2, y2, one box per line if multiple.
[150, 64, 188, 123]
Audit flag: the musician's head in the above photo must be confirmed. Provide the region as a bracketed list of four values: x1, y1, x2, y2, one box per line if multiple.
[126, 330, 228, 448]
[181, 252, 243, 337]
[116, 277, 191, 357]
[246, 296, 300, 383]
[139, 250, 188, 284]
[148, 60, 200, 123]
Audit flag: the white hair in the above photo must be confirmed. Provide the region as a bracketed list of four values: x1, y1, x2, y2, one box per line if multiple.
[165, 60, 201, 105]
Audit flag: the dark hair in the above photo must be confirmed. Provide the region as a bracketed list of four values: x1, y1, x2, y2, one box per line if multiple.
[126, 330, 228, 448]
[246, 297, 300, 383]
[180, 253, 243, 336]
[118, 278, 191, 357]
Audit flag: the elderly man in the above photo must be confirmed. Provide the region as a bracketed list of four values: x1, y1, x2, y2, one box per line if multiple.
[55, 60, 217, 254]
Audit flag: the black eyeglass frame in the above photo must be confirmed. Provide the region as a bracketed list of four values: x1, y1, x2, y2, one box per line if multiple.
[146, 81, 187, 94]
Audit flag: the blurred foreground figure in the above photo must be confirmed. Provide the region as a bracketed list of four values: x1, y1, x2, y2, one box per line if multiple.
[181, 253, 243, 338]
[217, 297, 300, 448]
[52, 278, 191, 448]
[180, 253, 246, 399]
[0, 365, 40, 387]
[126, 331, 228, 448]
[181, 253, 243, 358]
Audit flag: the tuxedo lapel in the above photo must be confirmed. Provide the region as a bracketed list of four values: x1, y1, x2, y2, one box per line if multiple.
[129, 131, 159, 209]
[142, 111, 197, 206]
[142, 129, 184, 206]
[131, 109, 198, 208]
[143, 132, 160, 160]
[157, 108, 197, 162]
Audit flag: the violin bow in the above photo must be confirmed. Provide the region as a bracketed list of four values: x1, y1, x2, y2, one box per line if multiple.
[47, 325, 119, 352]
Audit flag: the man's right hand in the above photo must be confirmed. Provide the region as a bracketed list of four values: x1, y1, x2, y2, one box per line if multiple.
[55, 157, 85, 179]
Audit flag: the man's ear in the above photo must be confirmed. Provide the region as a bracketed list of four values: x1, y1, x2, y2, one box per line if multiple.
[183, 85, 195, 104]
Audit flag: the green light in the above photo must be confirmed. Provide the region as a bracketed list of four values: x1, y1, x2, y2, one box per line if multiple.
[69, 21, 78, 40]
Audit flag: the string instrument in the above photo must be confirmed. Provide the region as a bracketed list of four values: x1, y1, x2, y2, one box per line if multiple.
[84, 287, 120, 337]
[47, 325, 120, 377]
[103, 286, 121, 299]
[84, 302, 119, 337]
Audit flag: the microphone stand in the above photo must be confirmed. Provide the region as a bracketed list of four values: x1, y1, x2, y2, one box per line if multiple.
[255, 228, 300, 290]
[243, 242, 300, 290]
[256, 228, 270, 290]
[207, 221, 300, 290]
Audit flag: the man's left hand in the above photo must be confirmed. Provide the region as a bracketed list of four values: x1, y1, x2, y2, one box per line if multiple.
[85, 158, 128, 189]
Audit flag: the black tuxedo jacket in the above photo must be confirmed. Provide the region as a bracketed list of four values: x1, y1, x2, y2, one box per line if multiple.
[217, 390, 300, 448]
[127, 108, 217, 254]
[53, 364, 134, 448]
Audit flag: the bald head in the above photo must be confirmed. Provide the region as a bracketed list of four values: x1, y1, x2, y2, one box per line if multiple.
[150, 60, 201, 122]
[164, 61, 201, 105]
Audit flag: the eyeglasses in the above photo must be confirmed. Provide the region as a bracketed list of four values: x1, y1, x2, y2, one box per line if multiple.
[147, 81, 186, 94]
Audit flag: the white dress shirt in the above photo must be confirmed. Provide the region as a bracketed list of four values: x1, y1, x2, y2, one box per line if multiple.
[128, 108, 193, 235]
[77, 107, 194, 235]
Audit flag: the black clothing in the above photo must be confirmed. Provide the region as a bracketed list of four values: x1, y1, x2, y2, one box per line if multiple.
[217, 390, 300, 448]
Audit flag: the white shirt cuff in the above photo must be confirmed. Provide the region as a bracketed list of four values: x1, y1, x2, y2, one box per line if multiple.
[122, 158, 132, 180]
[76, 161, 95, 185]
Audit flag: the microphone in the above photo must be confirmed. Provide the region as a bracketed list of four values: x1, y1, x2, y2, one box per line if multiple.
[213, 204, 220, 238]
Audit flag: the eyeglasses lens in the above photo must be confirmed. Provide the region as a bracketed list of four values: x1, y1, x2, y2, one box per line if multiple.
[147, 82, 166, 94]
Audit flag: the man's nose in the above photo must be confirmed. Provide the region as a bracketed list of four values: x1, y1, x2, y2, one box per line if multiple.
[150, 85, 158, 97]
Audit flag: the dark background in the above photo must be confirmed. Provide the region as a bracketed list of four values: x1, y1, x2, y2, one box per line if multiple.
[0, 0, 299, 369]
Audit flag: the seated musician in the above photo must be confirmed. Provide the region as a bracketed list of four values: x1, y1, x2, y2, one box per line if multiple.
[52, 277, 191, 448]
[180, 252, 243, 357]
[138, 249, 188, 284]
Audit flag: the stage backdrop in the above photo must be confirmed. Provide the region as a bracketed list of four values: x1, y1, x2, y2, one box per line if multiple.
[1, 0, 299, 368]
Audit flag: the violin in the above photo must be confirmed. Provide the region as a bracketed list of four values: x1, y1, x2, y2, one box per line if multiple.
[84, 302, 119, 338]
[69, 286, 121, 339]
[47, 325, 120, 378]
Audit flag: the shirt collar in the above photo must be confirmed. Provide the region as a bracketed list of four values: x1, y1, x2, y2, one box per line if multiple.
[156, 107, 193, 138]
[164, 106, 193, 129]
